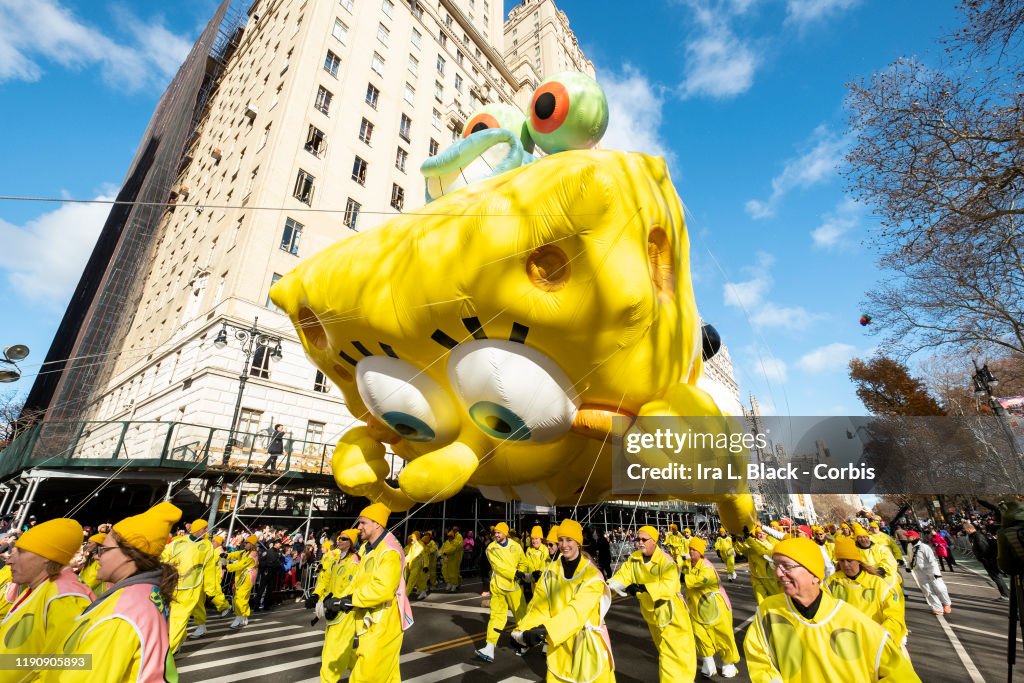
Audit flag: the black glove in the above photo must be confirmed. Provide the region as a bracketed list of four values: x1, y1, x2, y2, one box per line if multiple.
[905, 566, 912, 574]
[515, 571, 528, 584]
[876, 567, 887, 578]
[532, 570, 542, 581]
[323, 595, 353, 619]
[625, 583, 647, 596]
[934, 575, 941, 579]
[523, 625, 547, 647]
[304, 594, 318, 609]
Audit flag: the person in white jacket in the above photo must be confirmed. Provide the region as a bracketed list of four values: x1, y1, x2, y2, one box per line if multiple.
[906, 530, 952, 615]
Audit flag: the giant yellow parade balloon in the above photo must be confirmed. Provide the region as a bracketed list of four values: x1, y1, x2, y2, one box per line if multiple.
[271, 72, 756, 531]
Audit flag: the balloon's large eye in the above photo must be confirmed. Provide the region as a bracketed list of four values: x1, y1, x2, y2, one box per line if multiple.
[447, 340, 579, 443]
[464, 103, 534, 153]
[356, 357, 459, 443]
[527, 72, 609, 155]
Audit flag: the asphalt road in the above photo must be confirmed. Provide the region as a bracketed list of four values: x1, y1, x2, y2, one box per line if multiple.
[177, 550, 1015, 682]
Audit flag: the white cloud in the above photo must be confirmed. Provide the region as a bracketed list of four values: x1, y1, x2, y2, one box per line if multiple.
[785, 0, 861, 27]
[0, 190, 114, 307]
[796, 342, 857, 373]
[722, 252, 821, 331]
[678, 0, 760, 100]
[745, 125, 849, 219]
[0, 0, 191, 91]
[811, 196, 862, 250]
[598, 65, 673, 163]
[680, 29, 758, 99]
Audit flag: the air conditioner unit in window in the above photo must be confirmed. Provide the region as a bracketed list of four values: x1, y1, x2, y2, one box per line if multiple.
[179, 185, 190, 198]
[211, 147, 223, 160]
[244, 104, 258, 120]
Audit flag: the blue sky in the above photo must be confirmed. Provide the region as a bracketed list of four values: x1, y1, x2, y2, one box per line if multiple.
[0, 0, 962, 416]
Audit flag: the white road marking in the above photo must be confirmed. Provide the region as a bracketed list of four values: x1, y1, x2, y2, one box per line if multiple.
[413, 601, 493, 615]
[734, 614, 755, 632]
[950, 622, 1021, 643]
[290, 652, 431, 683]
[180, 630, 322, 657]
[178, 642, 325, 673]
[907, 570, 986, 683]
[179, 624, 302, 651]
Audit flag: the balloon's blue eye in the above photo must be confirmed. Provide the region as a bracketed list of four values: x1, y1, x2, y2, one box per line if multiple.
[381, 412, 436, 442]
[469, 401, 532, 441]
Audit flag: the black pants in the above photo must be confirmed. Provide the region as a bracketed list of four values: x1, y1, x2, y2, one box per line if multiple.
[264, 454, 279, 470]
[938, 555, 955, 572]
[982, 561, 1010, 597]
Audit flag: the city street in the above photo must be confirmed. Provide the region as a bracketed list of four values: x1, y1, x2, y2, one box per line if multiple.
[177, 551, 1013, 682]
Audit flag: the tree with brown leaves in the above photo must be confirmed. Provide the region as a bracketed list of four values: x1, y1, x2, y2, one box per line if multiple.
[849, 356, 946, 416]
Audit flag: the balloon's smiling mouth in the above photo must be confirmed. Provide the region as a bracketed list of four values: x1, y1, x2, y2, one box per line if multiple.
[420, 128, 536, 202]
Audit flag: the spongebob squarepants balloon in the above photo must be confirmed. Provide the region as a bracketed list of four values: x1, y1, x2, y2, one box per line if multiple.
[270, 72, 756, 531]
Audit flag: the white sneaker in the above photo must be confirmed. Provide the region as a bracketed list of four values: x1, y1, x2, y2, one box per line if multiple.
[219, 608, 232, 618]
[721, 663, 738, 678]
[228, 617, 243, 629]
[187, 625, 207, 639]
[417, 591, 427, 600]
[242, 617, 248, 626]
[474, 642, 495, 662]
[700, 656, 717, 678]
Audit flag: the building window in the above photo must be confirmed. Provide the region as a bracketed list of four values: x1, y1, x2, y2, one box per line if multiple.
[365, 83, 380, 108]
[456, 50, 463, 65]
[436, 56, 445, 75]
[412, 1, 423, 18]
[238, 408, 264, 444]
[454, 74, 463, 92]
[434, 80, 443, 101]
[359, 117, 374, 144]
[408, 54, 419, 75]
[399, 114, 412, 142]
[293, 170, 315, 205]
[395, 147, 408, 172]
[340, 0, 354, 11]
[352, 156, 368, 185]
[404, 82, 416, 105]
[305, 125, 326, 156]
[445, 14, 453, 27]
[439, 32, 447, 48]
[313, 372, 330, 393]
[280, 218, 302, 255]
[332, 18, 349, 44]
[377, 23, 390, 46]
[371, 52, 385, 77]
[266, 273, 282, 308]
[429, 138, 439, 156]
[324, 50, 341, 77]
[315, 86, 333, 115]
[305, 420, 326, 443]
[432, 108, 441, 129]
[250, 345, 271, 379]
[411, 28, 421, 49]
[391, 183, 405, 211]
[344, 197, 361, 229]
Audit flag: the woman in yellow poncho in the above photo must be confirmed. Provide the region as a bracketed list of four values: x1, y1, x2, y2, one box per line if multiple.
[513, 519, 614, 683]
[226, 534, 259, 629]
[316, 529, 360, 683]
[714, 527, 736, 580]
[825, 536, 907, 647]
[684, 536, 739, 678]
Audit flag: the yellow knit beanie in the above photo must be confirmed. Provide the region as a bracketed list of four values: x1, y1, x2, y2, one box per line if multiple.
[773, 538, 825, 580]
[530, 526, 544, 539]
[88, 532, 106, 545]
[494, 522, 510, 535]
[339, 529, 359, 547]
[190, 519, 208, 535]
[558, 519, 583, 545]
[852, 523, 870, 538]
[112, 502, 181, 557]
[833, 536, 863, 562]
[359, 502, 390, 527]
[16, 518, 83, 565]
[545, 525, 560, 543]
[689, 536, 707, 556]
[245, 534, 259, 546]
[638, 525, 660, 543]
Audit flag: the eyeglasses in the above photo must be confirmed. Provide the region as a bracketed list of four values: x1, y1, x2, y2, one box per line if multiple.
[636, 537, 654, 544]
[774, 561, 804, 576]
[95, 545, 120, 556]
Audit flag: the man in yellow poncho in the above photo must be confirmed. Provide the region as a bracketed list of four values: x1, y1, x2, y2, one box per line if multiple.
[404, 531, 427, 600]
[179, 519, 231, 643]
[316, 529, 360, 683]
[422, 531, 438, 592]
[744, 537, 920, 682]
[664, 523, 686, 567]
[521, 526, 548, 580]
[335, 502, 414, 683]
[736, 526, 780, 605]
[226, 534, 259, 629]
[825, 536, 907, 647]
[608, 525, 695, 682]
[1, 518, 95, 677]
[714, 527, 736, 581]
[475, 522, 526, 663]
[684, 536, 739, 678]
[440, 531, 461, 592]
[869, 521, 904, 565]
[514, 519, 614, 682]
[812, 525, 835, 566]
